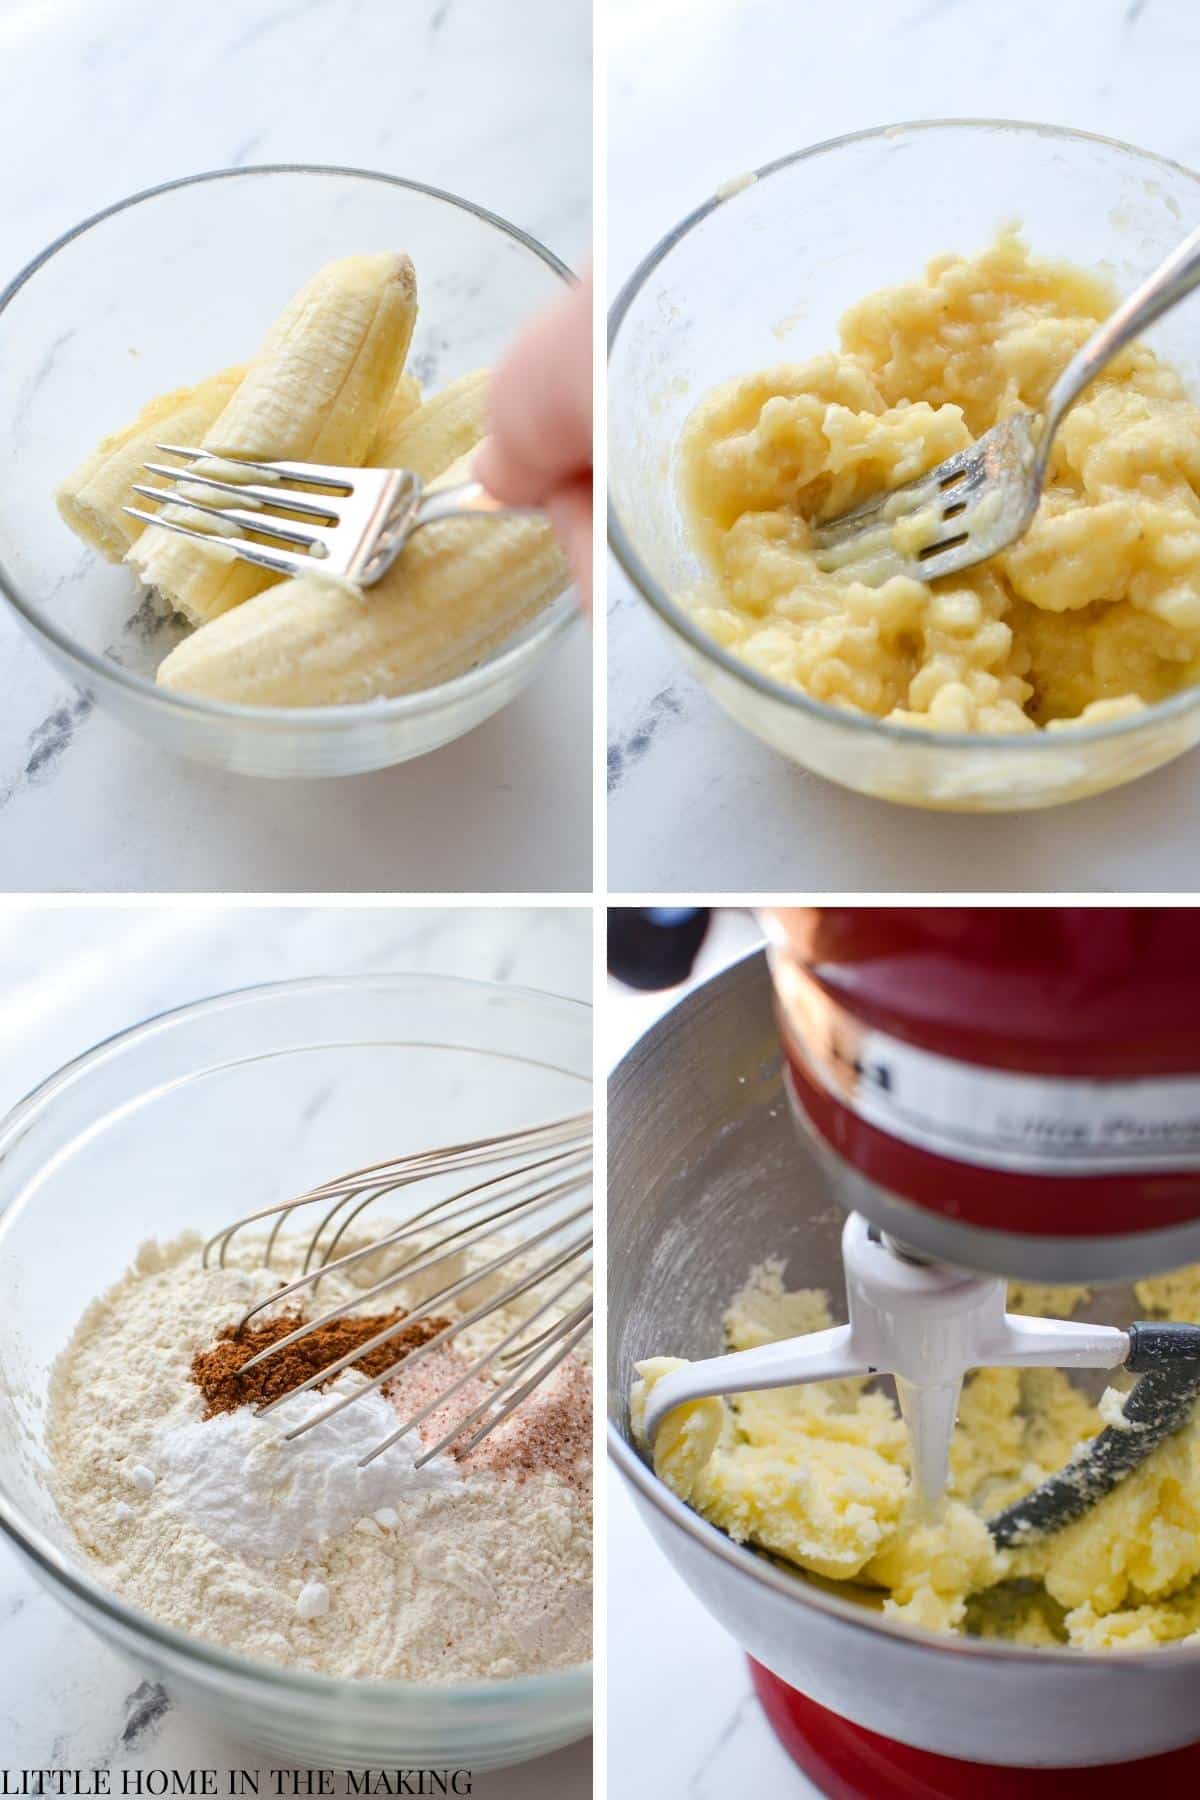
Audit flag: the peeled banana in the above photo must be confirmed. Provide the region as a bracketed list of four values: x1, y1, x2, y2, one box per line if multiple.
[369, 370, 422, 459]
[58, 252, 566, 714]
[368, 367, 489, 477]
[56, 365, 245, 561]
[155, 448, 567, 707]
[128, 253, 418, 626]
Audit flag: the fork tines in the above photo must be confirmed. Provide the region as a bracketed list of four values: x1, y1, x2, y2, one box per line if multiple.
[122, 442, 347, 576]
[155, 442, 352, 490]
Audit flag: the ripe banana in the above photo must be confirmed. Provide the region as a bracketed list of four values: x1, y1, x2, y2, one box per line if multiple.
[368, 367, 489, 477]
[128, 253, 418, 627]
[155, 448, 566, 706]
[369, 370, 422, 458]
[56, 365, 245, 561]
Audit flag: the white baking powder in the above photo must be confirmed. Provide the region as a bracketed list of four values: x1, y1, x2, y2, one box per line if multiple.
[154, 1379, 461, 1561]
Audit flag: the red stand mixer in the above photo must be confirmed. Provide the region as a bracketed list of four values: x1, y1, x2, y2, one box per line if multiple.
[768, 906, 1200, 1282]
[609, 906, 1200, 1796]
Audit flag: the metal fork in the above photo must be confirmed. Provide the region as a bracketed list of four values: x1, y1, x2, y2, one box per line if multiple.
[124, 445, 529, 588]
[812, 222, 1200, 586]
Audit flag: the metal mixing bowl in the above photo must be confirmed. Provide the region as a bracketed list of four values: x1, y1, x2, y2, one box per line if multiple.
[608, 947, 1200, 1768]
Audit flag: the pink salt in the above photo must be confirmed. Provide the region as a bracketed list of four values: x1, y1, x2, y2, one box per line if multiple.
[385, 1344, 592, 1504]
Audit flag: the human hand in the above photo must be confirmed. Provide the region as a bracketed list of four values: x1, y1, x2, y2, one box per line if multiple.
[474, 269, 592, 611]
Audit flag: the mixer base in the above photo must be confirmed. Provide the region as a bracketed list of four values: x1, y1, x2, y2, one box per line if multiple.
[748, 1658, 1200, 1796]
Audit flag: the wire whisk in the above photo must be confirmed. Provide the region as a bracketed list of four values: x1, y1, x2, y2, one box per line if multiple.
[202, 1111, 593, 1469]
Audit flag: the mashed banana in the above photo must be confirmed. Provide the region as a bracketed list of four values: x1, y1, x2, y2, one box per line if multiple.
[679, 230, 1200, 731]
[632, 1261, 1200, 1648]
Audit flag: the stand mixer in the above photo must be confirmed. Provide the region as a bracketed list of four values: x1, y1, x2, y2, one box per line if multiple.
[608, 907, 1200, 1793]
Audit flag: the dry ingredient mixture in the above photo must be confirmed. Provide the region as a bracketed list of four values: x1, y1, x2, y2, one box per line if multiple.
[48, 1231, 591, 1680]
[633, 1262, 1200, 1651]
[680, 229, 1200, 732]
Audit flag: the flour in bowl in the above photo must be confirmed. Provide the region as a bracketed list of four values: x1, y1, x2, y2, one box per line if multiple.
[47, 1232, 592, 1681]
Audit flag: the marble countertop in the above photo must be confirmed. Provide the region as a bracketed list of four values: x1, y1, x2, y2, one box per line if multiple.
[607, 0, 1200, 893]
[0, 903, 591, 1790]
[0, 0, 591, 894]
[604, 911, 821, 1795]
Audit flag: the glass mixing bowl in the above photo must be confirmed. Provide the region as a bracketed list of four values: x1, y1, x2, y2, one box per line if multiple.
[0, 973, 592, 1767]
[609, 120, 1200, 811]
[0, 166, 578, 778]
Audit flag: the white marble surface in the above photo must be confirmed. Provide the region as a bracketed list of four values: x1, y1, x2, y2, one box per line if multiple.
[607, 0, 1200, 893]
[0, 0, 592, 894]
[0, 903, 591, 1789]
[604, 912, 822, 1796]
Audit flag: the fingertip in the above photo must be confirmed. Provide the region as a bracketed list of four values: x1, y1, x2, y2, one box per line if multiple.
[545, 478, 593, 614]
[484, 277, 593, 502]
[473, 436, 547, 506]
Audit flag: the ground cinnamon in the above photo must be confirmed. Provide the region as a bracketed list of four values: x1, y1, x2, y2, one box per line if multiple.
[192, 1308, 451, 1416]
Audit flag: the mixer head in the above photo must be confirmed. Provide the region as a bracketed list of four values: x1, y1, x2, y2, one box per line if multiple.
[610, 905, 1200, 1284]
[764, 906, 1200, 1285]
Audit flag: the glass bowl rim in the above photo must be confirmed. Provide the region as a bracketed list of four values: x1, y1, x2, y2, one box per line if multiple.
[0, 969, 593, 1711]
[0, 163, 579, 733]
[607, 115, 1200, 757]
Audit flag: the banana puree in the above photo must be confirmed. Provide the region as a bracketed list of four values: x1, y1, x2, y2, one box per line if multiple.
[632, 1263, 1200, 1649]
[679, 229, 1200, 732]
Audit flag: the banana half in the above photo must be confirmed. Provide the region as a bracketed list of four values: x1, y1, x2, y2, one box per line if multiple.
[368, 367, 489, 477]
[369, 370, 423, 460]
[127, 253, 419, 627]
[156, 447, 567, 707]
[56, 365, 245, 562]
